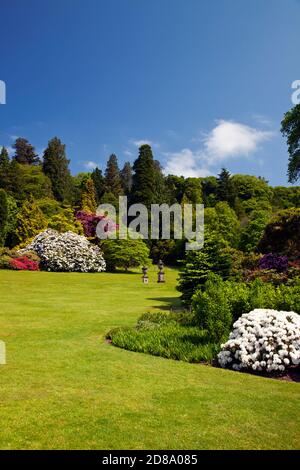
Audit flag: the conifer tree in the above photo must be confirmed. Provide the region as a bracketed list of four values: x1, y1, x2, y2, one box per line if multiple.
[13, 138, 40, 165]
[153, 160, 167, 204]
[0, 147, 10, 190]
[15, 197, 48, 245]
[131, 145, 156, 208]
[217, 168, 234, 204]
[121, 162, 133, 195]
[178, 230, 232, 303]
[104, 154, 123, 196]
[42, 137, 73, 203]
[0, 146, 9, 166]
[80, 177, 97, 213]
[91, 167, 105, 203]
[0, 189, 8, 246]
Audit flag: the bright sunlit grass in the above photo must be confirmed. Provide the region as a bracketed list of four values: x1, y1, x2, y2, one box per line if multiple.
[0, 268, 299, 450]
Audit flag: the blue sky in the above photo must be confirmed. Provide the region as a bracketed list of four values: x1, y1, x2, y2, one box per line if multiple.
[0, 0, 300, 185]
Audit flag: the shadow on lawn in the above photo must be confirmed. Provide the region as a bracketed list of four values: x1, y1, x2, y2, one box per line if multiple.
[148, 296, 182, 311]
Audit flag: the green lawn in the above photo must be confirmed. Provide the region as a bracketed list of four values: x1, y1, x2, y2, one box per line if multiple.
[0, 268, 299, 450]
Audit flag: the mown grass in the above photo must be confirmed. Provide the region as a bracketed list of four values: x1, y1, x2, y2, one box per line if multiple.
[0, 268, 300, 450]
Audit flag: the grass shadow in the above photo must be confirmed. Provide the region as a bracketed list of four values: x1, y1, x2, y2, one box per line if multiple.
[148, 296, 182, 310]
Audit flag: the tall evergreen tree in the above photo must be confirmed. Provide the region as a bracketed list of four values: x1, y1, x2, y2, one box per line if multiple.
[0, 189, 8, 246]
[178, 230, 232, 303]
[91, 167, 105, 203]
[104, 154, 123, 196]
[0, 146, 9, 166]
[81, 177, 97, 213]
[131, 145, 156, 208]
[120, 161, 133, 195]
[217, 168, 234, 204]
[13, 138, 40, 165]
[153, 160, 167, 204]
[0, 147, 10, 190]
[42, 137, 73, 203]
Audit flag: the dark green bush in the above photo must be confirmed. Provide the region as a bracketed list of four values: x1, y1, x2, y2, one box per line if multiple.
[192, 275, 300, 342]
[277, 281, 300, 312]
[192, 275, 232, 342]
[248, 279, 278, 310]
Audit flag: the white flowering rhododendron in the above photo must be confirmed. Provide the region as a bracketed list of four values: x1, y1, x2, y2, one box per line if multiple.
[21, 229, 106, 273]
[218, 309, 300, 373]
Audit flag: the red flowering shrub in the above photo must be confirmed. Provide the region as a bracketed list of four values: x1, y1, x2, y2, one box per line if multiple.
[10, 256, 39, 271]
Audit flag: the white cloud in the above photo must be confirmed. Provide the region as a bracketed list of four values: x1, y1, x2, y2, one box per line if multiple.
[252, 114, 274, 127]
[84, 161, 98, 170]
[130, 138, 160, 149]
[203, 120, 273, 163]
[163, 149, 211, 178]
[124, 149, 135, 158]
[163, 119, 274, 177]
[131, 139, 153, 147]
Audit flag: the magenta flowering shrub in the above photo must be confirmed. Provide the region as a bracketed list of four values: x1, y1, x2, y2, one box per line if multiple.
[258, 253, 288, 272]
[76, 211, 117, 238]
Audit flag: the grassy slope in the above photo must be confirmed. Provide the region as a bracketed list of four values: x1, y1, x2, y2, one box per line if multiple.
[0, 268, 299, 450]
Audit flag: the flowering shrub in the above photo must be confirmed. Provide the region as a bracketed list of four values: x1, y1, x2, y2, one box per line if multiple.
[218, 309, 300, 373]
[75, 211, 117, 238]
[21, 229, 106, 272]
[10, 256, 39, 271]
[258, 253, 288, 272]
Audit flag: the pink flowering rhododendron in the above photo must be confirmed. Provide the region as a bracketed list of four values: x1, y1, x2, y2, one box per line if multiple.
[76, 211, 118, 238]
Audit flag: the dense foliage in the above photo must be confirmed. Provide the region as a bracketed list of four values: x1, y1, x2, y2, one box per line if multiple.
[192, 274, 300, 327]
[281, 104, 300, 183]
[0, 107, 299, 285]
[101, 236, 150, 271]
[258, 208, 300, 258]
